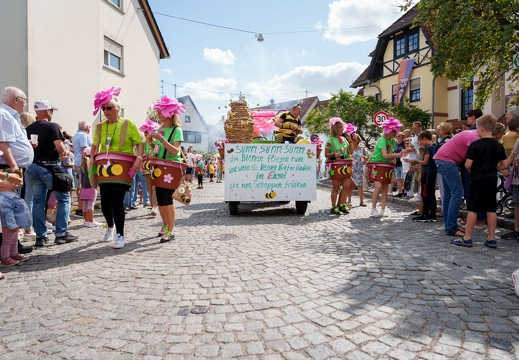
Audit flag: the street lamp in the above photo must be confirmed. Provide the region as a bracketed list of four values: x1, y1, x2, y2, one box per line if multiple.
[256, 33, 264, 42]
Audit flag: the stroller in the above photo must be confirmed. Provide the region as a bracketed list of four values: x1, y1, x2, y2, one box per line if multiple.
[496, 174, 515, 215]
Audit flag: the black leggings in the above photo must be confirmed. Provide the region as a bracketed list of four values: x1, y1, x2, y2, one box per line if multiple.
[100, 183, 129, 236]
[156, 186, 174, 206]
[198, 175, 203, 186]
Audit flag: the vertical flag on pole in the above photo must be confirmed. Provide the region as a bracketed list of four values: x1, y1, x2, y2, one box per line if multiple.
[396, 59, 415, 104]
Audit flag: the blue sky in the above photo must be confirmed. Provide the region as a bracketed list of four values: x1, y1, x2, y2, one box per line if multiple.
[148, 0, 407, 124]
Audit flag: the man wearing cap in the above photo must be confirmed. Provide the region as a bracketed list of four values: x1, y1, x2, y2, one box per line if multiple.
[72, 120, 92, 218]
[273, 104, 303, 144]
[0, 86, 35, 254]
[25, 100, 79, 247]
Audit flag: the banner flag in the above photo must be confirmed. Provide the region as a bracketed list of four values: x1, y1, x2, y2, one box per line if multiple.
[396, 58, 415, 104]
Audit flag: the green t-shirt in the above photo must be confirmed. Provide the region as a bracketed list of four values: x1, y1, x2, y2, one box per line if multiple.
[325, 136, 350, 159]
[370, 136, 396, 163]
[156, 126, 184, 161]
[93, 118, 142, 155]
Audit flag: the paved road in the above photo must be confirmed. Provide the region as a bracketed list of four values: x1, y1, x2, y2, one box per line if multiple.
[2, 181, 519, 359]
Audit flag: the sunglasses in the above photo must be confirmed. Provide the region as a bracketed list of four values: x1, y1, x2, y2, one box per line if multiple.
[102, 106, 114, 111]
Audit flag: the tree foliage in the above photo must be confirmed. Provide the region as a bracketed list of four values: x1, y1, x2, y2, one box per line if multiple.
[401, 0, 519, 107]
[304, 89, 430, 144]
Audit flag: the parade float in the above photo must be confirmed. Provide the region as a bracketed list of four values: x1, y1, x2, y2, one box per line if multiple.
[220, 100, 317, 215]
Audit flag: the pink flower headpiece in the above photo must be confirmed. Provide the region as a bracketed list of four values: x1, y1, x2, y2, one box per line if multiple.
[382, 117, 404, 134]
[153, 95, 186, 118]
[93, 87, 121, 116]
[138, 119, 160, 134]
[328, 117, 345, 131]
[343, 123, 357, 136]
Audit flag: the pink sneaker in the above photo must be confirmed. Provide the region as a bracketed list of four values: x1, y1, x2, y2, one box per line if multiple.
[0, 258, 19, 267]
[11, 254, 29, 262]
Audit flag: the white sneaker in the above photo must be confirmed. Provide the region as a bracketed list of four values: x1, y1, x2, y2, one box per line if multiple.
[104, 227, 114, 242]
[113, 234, 126, 249]
[380, 209, 389, 217]
[150, 207, 158, 216]
[90, 221, 102, 227]
[370, 208, 380, 217]
[24, 230, 36, 239]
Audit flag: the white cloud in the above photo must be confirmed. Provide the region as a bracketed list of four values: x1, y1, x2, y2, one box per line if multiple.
[163, 68, 173, 75]
[246, 62, 367, 103]
[203, 48, 237, 66]
[322, 0, 403, 45]
[179, 77, 238, 102]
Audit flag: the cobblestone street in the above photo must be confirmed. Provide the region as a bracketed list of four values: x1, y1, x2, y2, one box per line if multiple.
[2, 181, 519, 359]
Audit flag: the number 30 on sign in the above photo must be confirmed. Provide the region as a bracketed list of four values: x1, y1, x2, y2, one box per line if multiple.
[373, 111, 389, 127]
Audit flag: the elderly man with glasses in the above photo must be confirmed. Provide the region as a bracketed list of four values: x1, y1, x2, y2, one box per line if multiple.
[0, 86, 35, 255]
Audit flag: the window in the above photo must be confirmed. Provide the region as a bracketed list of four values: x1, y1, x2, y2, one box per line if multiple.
[109, 0, 122, 9]
[104, 37, 123, 72]
[394, 31, 419, 58]
[409, 78, 421, 102]
[461, 80, 474, 119]
[375, 93, 381, 102]
[185, 115, 191, 123]
[408, 33, 418, 53]
[391, 84, 398, 104]
[395, 38, 406, 58]
[183, 131, 201, 144]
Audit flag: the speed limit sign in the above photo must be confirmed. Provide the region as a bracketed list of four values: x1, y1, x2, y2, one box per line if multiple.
[373, 111, 389, 127]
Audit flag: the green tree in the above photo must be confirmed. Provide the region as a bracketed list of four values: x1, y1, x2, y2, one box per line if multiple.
[400, 0, 519, 108]
[304, 89, 431, 143]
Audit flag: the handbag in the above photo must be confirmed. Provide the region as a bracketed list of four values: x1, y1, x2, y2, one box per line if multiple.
[504, 164, 514, 192]
[172, 180, 192, 205]
[48, 165, 74, 192]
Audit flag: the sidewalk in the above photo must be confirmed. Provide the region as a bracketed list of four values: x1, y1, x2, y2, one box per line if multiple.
[317, 178, 516, 230]
[3, 180, 519, 359]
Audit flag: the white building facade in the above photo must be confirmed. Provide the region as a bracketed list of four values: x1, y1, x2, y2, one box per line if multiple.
[0, 0, 169, 133]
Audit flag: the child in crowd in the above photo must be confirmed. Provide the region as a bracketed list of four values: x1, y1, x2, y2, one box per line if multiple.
[500, 117, 519, 240]
[369, 117, 409, 217]
[195, 154, 205, 189]
[209, 160, 215, 182]
[452, 114, 507, 248]
[80, 148, 101, 228]
[0, 168, 31, 266]
[324, 117, 353, 215]
[409, 131, 437, 222]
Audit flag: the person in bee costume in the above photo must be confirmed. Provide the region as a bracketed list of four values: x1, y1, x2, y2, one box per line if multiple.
[91, 87, 143, 249]
[147, 95, 185, 243]
[273, 104, 303, 144]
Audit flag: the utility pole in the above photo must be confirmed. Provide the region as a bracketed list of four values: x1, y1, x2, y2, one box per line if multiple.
[305, 90, 308, 98]
[174, 84, 177, 98]
[161, 80, 164, 96]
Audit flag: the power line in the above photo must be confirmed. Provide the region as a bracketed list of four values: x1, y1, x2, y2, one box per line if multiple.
[153, 11, 382, 36]
[153, 12, 256, 34]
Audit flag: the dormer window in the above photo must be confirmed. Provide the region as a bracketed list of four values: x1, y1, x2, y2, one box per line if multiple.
[394, 31, 419, 58]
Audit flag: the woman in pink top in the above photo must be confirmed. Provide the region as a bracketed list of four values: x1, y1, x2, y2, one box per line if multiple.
[433, 130, 479, 236]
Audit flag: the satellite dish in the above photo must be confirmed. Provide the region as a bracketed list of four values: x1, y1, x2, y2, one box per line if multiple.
[270, 99, 274, 104]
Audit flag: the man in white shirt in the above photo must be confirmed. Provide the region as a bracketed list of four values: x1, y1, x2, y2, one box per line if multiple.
[185, 145, 195, 183]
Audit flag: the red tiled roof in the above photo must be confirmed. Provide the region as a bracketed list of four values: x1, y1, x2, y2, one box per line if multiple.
[351, 66, 370, 88]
